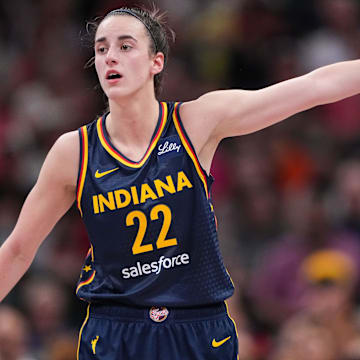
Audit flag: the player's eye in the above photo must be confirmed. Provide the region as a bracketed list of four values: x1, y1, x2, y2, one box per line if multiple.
[96, 46, 107, 54]
[121, 44, 132, 51]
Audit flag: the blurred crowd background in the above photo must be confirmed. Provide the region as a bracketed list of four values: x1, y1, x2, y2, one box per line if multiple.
[1, 0, 360, 359]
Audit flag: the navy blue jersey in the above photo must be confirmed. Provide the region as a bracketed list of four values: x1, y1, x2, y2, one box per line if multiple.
[75, 101, 234, 307]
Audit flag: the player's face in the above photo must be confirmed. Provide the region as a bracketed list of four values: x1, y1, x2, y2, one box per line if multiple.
[94, 15, 163, 100]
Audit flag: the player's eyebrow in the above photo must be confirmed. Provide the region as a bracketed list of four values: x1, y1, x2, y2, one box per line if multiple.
[95, 35, 138, 43]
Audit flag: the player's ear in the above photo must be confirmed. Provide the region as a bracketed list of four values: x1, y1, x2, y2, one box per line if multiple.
[151, 52, 165, 76]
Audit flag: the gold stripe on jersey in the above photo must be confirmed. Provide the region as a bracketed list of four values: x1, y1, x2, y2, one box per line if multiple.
[172, 102, 209, 198]
[76, 270, 96, 294]
[90, 244, 94, 262]
[96, 102, 168, 168]
[84, 244, 95, 262]
[77, 303, 90, 360]
[225, 301, 240, 360]
[77, 126, 89, 217]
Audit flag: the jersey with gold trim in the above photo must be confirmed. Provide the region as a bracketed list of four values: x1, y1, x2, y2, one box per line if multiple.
[75, 101, 234, 307]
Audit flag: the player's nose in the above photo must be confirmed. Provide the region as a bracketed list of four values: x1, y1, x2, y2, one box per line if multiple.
[105, 47, 118, 65]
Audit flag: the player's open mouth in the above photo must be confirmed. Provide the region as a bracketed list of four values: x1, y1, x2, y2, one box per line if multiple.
[106, 70, 123, 80]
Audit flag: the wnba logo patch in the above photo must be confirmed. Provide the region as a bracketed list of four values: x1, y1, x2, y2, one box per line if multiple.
[149, 306, 169, 322]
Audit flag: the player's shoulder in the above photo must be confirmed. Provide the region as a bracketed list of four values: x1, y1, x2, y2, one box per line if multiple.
[54, 130, 79, 152]
[178, 91, 222, 122]
[47, 130, 80, 171]
[37, 130, 80, 190]
[175, 92, 225, 131]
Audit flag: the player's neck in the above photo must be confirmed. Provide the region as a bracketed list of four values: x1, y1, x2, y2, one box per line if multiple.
[106, 90, 159, 153]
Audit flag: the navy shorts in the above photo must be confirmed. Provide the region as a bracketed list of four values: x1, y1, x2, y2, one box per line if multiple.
[77, 302, 239, 359]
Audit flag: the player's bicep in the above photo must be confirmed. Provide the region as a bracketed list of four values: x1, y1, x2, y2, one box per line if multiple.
[222, 75, 318, 136]
[186, 75, 317, 141]
[8, 132, 79, 256]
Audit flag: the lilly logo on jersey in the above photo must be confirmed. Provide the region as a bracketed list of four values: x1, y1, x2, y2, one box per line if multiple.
[157, 136, 182, 157]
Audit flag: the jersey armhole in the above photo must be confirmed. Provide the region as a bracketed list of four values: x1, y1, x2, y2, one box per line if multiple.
[75, 126, 89, 217]
[172, 102, 211, 199]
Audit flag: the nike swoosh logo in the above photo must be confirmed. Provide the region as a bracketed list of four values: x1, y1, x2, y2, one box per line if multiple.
[95, 167, 119, 178]
[212, 336, 231, 348]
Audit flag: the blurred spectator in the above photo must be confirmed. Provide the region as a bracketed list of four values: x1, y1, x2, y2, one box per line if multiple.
[228, 0, 287, 90]
[328, 159, 360, 235]
[269, 314, 337, 360]
[21, 275, 73, 359]
[269, 248, 360, 360]
[44, 332, 77, 360]
[248, 189, 360, 326]
[298, 0, 360, 72]
[299, 249, 360, 359]
[0, 305, 37, 360]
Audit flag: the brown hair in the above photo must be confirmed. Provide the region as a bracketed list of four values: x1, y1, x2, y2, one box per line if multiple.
[85, 5, 175, 97]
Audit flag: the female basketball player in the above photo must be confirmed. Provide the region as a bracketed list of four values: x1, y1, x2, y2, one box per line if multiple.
[1, 6, 360, 360]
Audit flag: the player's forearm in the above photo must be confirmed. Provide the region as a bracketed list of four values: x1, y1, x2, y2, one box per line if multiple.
[310, 59, 360, 105]
[0, 236, 35, 302]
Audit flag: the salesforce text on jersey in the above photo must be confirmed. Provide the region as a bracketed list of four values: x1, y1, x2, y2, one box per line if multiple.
[121, 253, 190, 279]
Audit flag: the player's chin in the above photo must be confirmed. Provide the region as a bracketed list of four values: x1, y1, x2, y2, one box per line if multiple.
[107, 85, 144, 101]
[106, 87, 131, 100]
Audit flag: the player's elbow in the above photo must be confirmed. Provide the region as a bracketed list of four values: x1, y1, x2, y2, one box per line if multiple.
[5, 234, 36, 266]
[307, 68, 344, 106]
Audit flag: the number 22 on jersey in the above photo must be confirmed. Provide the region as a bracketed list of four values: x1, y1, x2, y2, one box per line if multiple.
[126, 204, 178, 255]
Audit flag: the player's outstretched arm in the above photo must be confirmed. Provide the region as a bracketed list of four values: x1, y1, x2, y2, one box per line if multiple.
[0, 131, 79, 302]
[183, 59, 360, 143]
